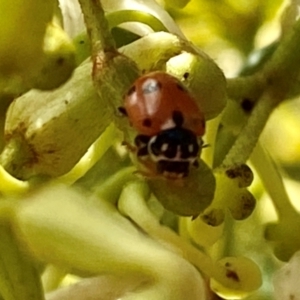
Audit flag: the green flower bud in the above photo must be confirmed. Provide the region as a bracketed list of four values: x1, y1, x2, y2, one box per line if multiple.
[201, 165, 256, 226]
[225, 164, 253, 188]
[180, 216, 224, 248]
[31, 21, 76, 90]
[1, 61, 113, 179]
[265, 214, 300, 261]
[120, 31, 191, 72]
[273, 251, 300, 300]
[73, 31, 91, 66]
[166, 51, 227, 120]
[211, 256, 262, 299]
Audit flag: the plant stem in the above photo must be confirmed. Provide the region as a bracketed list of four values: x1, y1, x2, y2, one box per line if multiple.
[77, 0, 116, 55]
[262, 18, 300, 99]
[250, 142, 297, 220]
[221, 18, 300, 168]
[226, 74, 264, 105]
[42, 265, 67, 293]
[220, 90, 277, 167]
[77, 0, 140, 126]
[106, 10, 168, 32]
[118, 181, 240, 288]
[202, 115, 222, 168]
[227, 18, 300, 106]
[53, 123, 120, 186]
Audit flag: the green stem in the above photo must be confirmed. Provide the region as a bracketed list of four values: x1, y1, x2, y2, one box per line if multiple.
[94, 166, 137, 205]
[226, 74, 264, 105]
[250, 142, 297, 220]
[42, 265, 67, 293]
[53, 123, 120, 186]
[220, 90, 277, 167]
[262, 18, 300, 99]
[202, 115, 222, 168]
[77, 0, 140, 114]
[107, 10, 168, 32]
[227, 18, 300, 106]
[220, 19, 300, 168]
[77, 0, 116, 54]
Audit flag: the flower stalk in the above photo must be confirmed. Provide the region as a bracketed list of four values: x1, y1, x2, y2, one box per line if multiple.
[221, 17, 300, 168]
[77, 0, 115, 55]
[221, 90, 277, 167]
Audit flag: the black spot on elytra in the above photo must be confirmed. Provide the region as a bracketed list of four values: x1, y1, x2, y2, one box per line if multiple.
[142, 118, 152, 127]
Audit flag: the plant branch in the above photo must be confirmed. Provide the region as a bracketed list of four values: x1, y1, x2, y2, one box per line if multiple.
[220, 90, 277, 167]
[262, 18, 300, 98]
[77, 0, 140, 118]
[250, 142, 297, 220]
[227, 18, 300, 109]
[220, 18, 300, 167]
[77, 0, 116, 55]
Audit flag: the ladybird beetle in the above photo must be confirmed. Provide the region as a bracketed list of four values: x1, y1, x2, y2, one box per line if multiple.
[120, 71, 205, 179]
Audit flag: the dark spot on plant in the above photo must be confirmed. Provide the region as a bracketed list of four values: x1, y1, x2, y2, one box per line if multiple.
[183, 72, 189, 80]
[56, 57, 65, 66]
[241, 98, 254, 112]
[226, 269, 240, 282]
[225, 164, 253, 186]
[46, 149, 56, 154]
